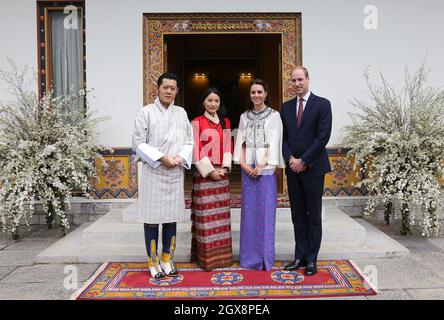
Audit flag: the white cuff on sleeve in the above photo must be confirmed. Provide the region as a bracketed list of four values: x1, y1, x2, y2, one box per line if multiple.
[136, 143, 164, 168]
[195, 157, 215, 178]
[222, 152, 232, 172]
[178, 144, 193, 169]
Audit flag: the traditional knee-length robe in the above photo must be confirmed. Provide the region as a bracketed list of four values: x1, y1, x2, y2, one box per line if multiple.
[132, 97, 193, 224]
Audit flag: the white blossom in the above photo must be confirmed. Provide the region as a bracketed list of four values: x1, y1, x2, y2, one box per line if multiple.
[343, 62, 444, 236]
[0, 61, 109, 238]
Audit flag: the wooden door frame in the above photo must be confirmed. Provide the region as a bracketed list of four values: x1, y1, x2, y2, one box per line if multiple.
[142, 13, 302, 194]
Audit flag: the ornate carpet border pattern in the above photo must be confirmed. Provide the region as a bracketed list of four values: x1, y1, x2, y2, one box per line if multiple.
[74, 260, 377, 300]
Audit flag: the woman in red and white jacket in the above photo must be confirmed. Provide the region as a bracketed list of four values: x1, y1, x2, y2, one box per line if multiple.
[191, 87, 233, 271]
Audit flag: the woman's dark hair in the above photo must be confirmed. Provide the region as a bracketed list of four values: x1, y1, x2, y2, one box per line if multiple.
[157, 72, 180, 88]
[248, 78, 273, 110]
[200, 87, 227, 129]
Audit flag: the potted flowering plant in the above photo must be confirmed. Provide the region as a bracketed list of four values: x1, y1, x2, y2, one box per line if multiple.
[0, 61, 108, 239]
[343, 62, 444, 236]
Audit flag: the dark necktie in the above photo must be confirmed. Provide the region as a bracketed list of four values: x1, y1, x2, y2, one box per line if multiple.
[297, 98, 304, 128]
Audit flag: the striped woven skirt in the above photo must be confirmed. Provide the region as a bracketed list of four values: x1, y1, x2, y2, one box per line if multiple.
[191, 173, 233, 271]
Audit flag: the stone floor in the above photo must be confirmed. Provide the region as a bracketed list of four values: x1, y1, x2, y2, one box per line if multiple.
[1, 219, 444, 300]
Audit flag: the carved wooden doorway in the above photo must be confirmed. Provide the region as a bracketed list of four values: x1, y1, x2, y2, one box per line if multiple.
[143, 13, 302, 195]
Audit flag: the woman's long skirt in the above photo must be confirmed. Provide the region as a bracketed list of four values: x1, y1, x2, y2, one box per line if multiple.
[191, 173, 233, 271]
[239, 170, 277, 271]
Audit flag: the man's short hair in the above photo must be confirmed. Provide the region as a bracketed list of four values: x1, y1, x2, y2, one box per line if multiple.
[293, 66, 309, 79]
[157, 72, 180, 88]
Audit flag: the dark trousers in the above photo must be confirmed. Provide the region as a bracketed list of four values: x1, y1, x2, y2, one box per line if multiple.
[286, 169, 325, 263]
[143, 223, 177, 258]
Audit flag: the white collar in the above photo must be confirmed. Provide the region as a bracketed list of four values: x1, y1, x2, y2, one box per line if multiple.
[154, 97, 174, 112]
[298, 91, 311, 102]
[204, 111, 220, 124]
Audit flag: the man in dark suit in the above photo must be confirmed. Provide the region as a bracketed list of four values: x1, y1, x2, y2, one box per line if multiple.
[280, 67, 332, 276]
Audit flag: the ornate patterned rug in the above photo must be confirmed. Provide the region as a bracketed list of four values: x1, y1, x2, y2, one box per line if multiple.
[74, 260, 376, 300]
[185, 194, 290, 208]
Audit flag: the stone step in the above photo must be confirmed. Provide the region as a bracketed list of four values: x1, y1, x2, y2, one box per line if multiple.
[120, 199, 340, 224]
[81, 207, 365, 247]
[36, 217, 409, 264]
[98, 197, 342, 210]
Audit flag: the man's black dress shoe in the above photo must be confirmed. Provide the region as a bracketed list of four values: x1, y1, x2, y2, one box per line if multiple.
[305, 262, 317, 276]
[283, 258, 307, 271]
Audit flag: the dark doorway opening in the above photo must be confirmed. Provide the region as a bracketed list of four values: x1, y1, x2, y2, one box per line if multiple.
[165, 33, 283, 194]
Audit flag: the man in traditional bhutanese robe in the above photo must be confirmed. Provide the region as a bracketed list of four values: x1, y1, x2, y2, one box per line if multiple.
[132, 73, 193, 279]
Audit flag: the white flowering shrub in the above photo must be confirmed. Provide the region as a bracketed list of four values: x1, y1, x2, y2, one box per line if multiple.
[343, 62, 444, 236]
[0, 61, 108, 239]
